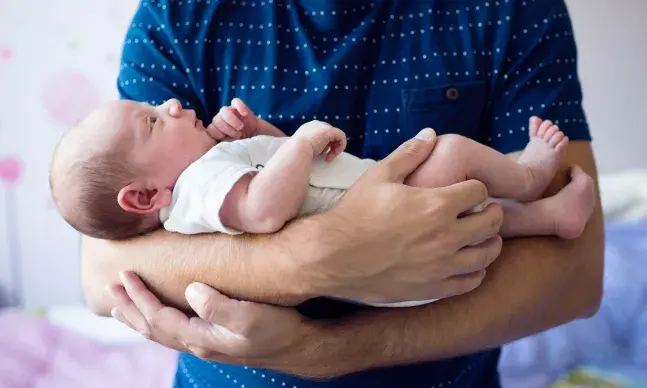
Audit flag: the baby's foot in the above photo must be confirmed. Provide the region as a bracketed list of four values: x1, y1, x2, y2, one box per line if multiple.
[515, 116, 569, 200]
[543, 165, 596, 239]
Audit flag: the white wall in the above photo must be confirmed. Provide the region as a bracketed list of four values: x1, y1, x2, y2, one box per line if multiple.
[566, 0, 647, 173]
[0, 0, 644, 308]
[0, 0, 139, 308]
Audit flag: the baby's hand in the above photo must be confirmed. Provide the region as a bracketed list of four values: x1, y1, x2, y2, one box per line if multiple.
[293, 120, 347, 162]
[207, 98, 260, 141]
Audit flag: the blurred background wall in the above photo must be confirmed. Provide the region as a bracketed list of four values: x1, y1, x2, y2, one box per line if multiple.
[0, 0, 645, 309]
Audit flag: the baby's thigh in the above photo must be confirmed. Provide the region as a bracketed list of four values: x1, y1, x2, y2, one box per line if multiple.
[404, 134, 475, 188]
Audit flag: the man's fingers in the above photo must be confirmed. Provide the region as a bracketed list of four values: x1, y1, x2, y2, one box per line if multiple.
[185, 283, 242, 330]
[372, 128, 437, 183]
[453, 203, 504, 247]
[440, 270, 488, 298]
[437, 179, 491, 216]
[449, 235, 502, 276]
[107, 284, 151, 337]
[140, 304, 209, 353]
[110, 307, 136, 331]
[119, 271, 165, 321]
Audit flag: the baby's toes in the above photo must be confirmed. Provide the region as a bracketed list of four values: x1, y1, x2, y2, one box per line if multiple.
[555, 136, 569, 154]
[529, 116, 542, 137]
[536, 120, 553, 138]
[543, 125, 560, 142]
[548, 131, 565, 148]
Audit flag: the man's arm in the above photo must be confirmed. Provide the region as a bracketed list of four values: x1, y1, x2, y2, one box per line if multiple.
[293, 0, 605, 374]
[81, 228, 311, 315]
[107, 141, 602, 379]
[261, 141, 603, 378]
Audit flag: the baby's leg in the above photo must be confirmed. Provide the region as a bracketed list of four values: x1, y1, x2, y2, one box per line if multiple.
[406, 118, 568, 202]
[494, 165, 596, 239]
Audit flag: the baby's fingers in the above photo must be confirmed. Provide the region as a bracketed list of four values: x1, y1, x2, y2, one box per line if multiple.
[231, 98, 253, 118]
[206, 123, 226, 141]
[212, 113, 242, 139]
[326, 133, 347, 161]
[218, 107, 245, 131]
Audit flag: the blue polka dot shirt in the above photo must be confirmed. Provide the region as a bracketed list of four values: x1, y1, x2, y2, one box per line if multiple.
[117, 1, 592, 387]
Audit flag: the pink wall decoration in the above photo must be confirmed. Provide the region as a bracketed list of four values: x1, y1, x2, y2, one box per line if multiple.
[40, 71, 102, 127]
[0, 156, 23, 306]
[0, 156, 22, 185]
[0, 45, 13, 61]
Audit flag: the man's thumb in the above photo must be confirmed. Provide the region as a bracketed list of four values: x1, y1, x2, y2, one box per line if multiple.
[186, 283, 237, 325]
[374, 128, 437, 183]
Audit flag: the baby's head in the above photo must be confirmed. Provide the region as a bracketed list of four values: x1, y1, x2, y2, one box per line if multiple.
[50, 98, 215, 240]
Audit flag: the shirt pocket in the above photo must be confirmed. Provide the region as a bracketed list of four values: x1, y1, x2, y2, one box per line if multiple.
[401, 81, 489, 142]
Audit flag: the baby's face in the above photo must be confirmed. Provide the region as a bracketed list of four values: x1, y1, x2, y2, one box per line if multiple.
[109, 99, 216, 187]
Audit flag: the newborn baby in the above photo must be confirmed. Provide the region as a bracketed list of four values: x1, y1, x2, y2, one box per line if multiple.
[50, 98, 595, 306]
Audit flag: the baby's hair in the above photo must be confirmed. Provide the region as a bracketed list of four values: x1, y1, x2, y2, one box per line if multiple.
[49, 122, 157, 240]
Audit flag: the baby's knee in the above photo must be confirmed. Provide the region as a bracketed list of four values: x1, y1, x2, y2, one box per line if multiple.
[404, 134, 471, 188]
[430, 134, 474, 165]
[435, 134, 471, 154]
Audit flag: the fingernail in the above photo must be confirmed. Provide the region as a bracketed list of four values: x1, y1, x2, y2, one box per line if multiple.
[118, 271, 127, 284]
[415, 128, 433, 140]
[185, 283, 207, 304]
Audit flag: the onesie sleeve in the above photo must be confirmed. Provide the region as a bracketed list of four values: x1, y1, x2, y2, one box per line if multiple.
[161, 142, 259, 235]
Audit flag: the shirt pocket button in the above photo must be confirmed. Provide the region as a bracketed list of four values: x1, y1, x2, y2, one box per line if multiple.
[446, 87, 460, 100]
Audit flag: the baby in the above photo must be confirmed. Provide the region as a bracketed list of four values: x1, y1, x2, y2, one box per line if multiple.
[50, 98, 595, 306]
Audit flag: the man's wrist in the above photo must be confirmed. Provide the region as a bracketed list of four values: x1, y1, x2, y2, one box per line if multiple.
[277, 214, 343, 301]
[287, 313, 391, 378]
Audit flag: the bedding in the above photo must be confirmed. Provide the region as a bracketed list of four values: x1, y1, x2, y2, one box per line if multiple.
[0, 309, 177, 388]
[499, 219, 647, 387]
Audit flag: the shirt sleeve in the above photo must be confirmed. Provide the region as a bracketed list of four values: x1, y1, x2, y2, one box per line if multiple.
[115, 2, 206, 117]
[486, 0, 592, 154]
[162, 142, 259, 235]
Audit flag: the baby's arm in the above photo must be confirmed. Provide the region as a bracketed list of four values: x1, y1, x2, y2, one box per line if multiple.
[257, 118, 286, 137]
[220, 121, 347, 234]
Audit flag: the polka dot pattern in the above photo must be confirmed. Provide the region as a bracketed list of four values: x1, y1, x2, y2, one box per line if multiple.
[119, 0, 591, 386]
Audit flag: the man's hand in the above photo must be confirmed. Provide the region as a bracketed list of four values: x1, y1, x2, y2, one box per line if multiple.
[109, 271, 333, 377]
[292, 120, 348, 161]
[207, 97, 260, 140]
[307, 128, 503, 305]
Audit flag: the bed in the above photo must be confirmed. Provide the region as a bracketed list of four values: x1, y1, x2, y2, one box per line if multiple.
[0, 307, 178, 388]
[499, 169, 647, 387]
[1, 170, 646, 388]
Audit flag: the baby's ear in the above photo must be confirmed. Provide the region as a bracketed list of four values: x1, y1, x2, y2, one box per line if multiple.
[117, 183, 172, 214]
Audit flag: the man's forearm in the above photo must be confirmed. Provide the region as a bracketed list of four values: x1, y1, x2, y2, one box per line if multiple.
[81, 219, 321, 316]
[296, 142, 604, 377]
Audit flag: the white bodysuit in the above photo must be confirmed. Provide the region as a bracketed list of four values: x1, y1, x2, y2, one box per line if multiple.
[159, 135, 435, 308]
[159, 135, 376, 235]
